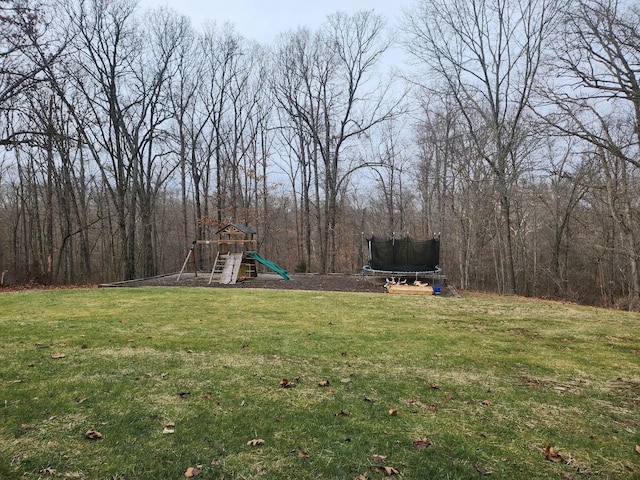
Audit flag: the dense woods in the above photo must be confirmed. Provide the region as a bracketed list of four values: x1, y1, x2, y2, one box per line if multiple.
[1, 0, 639, 309]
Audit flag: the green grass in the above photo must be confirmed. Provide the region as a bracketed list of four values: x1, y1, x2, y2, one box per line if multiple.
[1, 287, 639, 479]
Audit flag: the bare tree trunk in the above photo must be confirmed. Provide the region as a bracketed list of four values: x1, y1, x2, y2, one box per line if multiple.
[45, 95, 55, 283]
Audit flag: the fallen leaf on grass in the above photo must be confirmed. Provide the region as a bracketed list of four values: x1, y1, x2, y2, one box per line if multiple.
[372, 454, 387, 463]
[376, 466, 399, 476]
[543, 445, 563, 462]
[406, 399, 437, 411]
[482, 400, 493, 406]
[280, 378, 294, 388]
[162, 427, 175, 434]
[363, 396, 377, 402]
[247, 438, 265, 446]
[412, 438, 432, 450]
[429, 382, 440, 389]
[84, 430, 102, 440]
[335, 409, 349, 417]
[318, 380, 330, 387]
[184, 465, 202, 477]
[298, 450, 309, 458]
[51, 353, 66, 359]
[636, 445, 640, 455]
[475, 463, 492, 475]
[388, 409, 398, 416]
[354, 474, 369, 480]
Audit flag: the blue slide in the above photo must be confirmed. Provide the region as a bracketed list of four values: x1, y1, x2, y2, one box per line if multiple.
[246, 252, 290, 281]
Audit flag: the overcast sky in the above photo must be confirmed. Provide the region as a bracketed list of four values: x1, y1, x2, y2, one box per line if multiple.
[138, 0, 413, 44]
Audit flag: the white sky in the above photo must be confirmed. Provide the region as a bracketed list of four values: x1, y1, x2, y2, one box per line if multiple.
[138, 0, 412, 44]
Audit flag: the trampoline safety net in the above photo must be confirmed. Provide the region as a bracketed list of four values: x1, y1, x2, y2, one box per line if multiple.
[367, 236, 440, 272]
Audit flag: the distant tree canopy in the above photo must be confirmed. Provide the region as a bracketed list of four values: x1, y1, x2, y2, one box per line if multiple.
[1, 0, 639, 310]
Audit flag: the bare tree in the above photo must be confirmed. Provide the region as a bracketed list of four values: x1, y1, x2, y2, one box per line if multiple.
[531, 138, 592, 298]
[56, 0, 141, 280]
[189, 23, 247, 235]
[132, 8, 191, 277]
[42, 0, 184, 280]
[1, 0, 85, 282]
[363, 118, 413, 236]
[167, 13, 199, 246]
[542, 0, 640, 308]
[237, 45, 273, 243]
[220, 41, 271, 225]
[404, 0, 562, 294]
[271, 27, 323, 270]
[18, 89, 93, 283]
[273, 11, 401, 272]
[0, 0, 50, 145]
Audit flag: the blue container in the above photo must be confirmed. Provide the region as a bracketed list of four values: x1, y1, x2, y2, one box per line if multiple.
[433, 286, 441, 294]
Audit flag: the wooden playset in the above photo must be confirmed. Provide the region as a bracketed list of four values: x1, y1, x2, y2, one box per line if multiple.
[177, 223, 289, 284]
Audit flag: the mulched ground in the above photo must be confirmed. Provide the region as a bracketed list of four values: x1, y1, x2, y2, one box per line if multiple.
[103, 272, 387, 293]
[2, 272, 452, 296]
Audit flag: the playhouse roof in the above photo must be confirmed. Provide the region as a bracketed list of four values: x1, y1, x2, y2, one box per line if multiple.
[215, 223, 256, 236]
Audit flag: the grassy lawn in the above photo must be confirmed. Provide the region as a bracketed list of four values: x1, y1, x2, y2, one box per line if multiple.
[0, 287, 639, 479]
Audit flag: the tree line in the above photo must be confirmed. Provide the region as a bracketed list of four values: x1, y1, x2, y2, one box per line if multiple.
[1, 0, 638, 310]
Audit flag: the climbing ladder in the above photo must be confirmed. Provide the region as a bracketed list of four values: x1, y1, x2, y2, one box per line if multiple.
[208, 251, 223, 284]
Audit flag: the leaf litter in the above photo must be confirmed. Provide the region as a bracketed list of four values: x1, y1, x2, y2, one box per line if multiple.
[184, 464, 202, 477]
[412, 438, 433, 450]
[84, 430, 102, 440]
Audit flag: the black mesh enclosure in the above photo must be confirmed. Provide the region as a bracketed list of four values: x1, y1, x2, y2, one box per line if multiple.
[368, 236, 440, 272]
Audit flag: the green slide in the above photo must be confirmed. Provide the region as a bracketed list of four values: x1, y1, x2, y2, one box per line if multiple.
[246, 252, 290, 281]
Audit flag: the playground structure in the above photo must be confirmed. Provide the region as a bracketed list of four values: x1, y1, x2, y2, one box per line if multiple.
[362, 234, 445, 295]
[177, 223, 289, 284]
